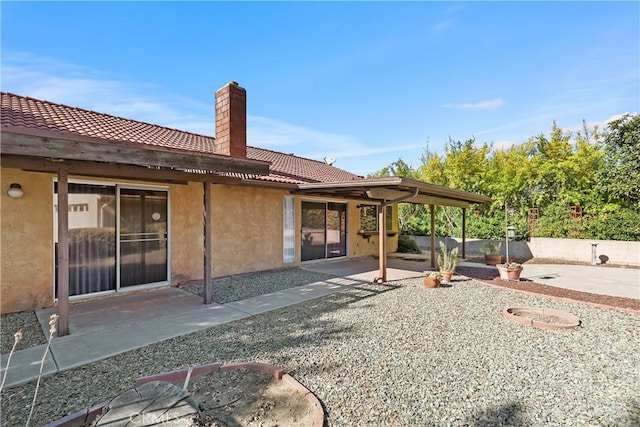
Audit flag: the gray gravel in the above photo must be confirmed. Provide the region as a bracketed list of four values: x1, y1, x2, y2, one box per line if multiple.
[1, 311, 47, 354]
[1, 276, 639, 426]
[181, 267, 338, 303]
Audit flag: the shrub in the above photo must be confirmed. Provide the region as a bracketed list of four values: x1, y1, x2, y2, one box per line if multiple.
[397, 235, 421, 253]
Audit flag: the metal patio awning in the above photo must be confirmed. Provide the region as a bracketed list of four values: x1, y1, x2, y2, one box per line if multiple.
[296, 177, 492, 207]
[296, 177, 492, 282]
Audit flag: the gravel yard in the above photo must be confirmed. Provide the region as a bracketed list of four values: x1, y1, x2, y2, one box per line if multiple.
[1, 275, 638, 426]
[0, 311, 46, 354]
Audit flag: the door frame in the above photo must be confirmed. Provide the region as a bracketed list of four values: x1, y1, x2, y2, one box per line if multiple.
[53, 179, 171, 301]
[300, 199, 348, 263]
[116, 184, 171, 293]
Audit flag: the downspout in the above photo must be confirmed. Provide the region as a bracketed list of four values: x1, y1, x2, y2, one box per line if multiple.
[376, 187, 419, 283]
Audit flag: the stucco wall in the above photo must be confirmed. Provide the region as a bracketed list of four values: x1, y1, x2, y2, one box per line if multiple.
[347, 203, 398, 258]
[211, 185, 289, 276]
[1, 168, 402, 314]
[1, 168, 55, 313]
[169, 182, 204, 283]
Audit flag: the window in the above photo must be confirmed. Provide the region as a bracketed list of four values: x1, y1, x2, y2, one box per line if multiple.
[283, 196, 295, 263]
[359, 205, 394, 232]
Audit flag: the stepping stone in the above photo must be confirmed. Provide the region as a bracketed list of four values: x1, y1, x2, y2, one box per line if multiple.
[95, 380, 200, 426]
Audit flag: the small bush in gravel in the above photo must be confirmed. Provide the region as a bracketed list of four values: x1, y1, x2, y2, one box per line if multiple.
[397, 235, 421, 254]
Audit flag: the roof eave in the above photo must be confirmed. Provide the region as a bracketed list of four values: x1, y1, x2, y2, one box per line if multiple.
[1, 125, 271, 176]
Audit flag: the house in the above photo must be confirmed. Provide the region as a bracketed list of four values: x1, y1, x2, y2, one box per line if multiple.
[1, 82, 491, 334]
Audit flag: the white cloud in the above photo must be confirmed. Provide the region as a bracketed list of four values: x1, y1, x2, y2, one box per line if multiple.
[432, 20, 452, 33]
[443, 98, 505, 110]
[248, 115, 426, 160]
[1, 52, 217, 134]
[1, 51, 429, 173]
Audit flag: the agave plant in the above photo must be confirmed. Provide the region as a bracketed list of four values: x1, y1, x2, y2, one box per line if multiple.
[437, 241, 458, 273]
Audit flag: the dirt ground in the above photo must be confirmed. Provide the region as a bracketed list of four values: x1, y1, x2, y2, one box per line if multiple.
[188, 369, 317, 427]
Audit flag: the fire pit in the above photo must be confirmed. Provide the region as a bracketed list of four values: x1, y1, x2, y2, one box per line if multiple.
[502, 306, 581, 330]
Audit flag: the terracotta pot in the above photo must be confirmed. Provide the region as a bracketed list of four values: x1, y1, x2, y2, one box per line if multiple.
[423, 277, 441, 288]
[440, 271, 453, 283]
[496, 265, 523, 281]
[484, 255, 502, 266]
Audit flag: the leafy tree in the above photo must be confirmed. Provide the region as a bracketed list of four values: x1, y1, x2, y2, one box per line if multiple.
[373, 119, 637, 241]
[596, 113, 640, 208]
[367, 158, 416, 178]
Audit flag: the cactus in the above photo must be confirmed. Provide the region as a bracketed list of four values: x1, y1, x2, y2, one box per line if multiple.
[437, 241, 458, 272]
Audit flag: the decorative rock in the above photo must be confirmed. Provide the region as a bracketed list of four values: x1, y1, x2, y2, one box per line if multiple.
[95, 381, 200, 426]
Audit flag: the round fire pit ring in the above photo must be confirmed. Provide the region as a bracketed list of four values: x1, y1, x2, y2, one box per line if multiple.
[502, 306, 581, 330]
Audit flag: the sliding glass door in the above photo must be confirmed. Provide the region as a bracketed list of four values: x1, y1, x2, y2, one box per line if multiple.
[301, 201, 347, 261]
[119, 188, 168, 287]
[54, 182, 168, 298]
[327, 203, 347, 258]
[54, 183, 117, 297]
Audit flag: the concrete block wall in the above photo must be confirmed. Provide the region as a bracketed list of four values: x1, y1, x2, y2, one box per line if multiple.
[407, 235, 639, 266]
[528, 237, 640, 266]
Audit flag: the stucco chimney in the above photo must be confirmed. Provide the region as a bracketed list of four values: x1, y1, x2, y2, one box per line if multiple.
[215, 81, 246, 157]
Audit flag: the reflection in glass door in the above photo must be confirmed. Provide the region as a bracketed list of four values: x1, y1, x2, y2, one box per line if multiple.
[301, 202, 326, 261]
[119, 188, 168, 287]
[301, 201, 347, 261]
[54, 183, 117, 297]
[327, 203, 347, 258]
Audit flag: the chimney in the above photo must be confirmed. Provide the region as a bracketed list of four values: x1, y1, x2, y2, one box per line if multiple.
[214, 81, 246, 157]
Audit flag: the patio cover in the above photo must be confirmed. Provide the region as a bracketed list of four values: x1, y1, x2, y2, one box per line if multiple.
[296, 177, 493, 281]
[1, 127, 271, 336]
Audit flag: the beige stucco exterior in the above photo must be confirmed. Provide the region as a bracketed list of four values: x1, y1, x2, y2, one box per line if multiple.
[1, 167, 399, 314]
[169, 181, 205, 284]
[210, 184, 289, 276]
[1, 168, 55, 313]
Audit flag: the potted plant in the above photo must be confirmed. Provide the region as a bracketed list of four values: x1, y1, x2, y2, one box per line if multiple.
[423, 271, 443, 288]
[496, 261, 523, 281]
[437, 241, 458, 283]
[479, 241, 502, 265]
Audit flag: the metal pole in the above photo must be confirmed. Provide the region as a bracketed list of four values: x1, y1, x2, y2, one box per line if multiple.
[505, 203, 509, 264]
[462, 208, 466, 259]
[378, 202, 387, 282]
[430, 205, 436, 268]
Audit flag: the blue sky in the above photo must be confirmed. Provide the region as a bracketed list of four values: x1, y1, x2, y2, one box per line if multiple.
[2, 1, 638, 176]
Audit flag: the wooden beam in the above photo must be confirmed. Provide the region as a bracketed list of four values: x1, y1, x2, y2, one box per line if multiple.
[57, 168, 70, 336]
[1, 131, 270, 176]
[462, 208, 467, 259]
[203, 182, 212, 304]
[378, 202, 387, 282]
[1, 154, 241, 185]
[430, 205, 436, 269]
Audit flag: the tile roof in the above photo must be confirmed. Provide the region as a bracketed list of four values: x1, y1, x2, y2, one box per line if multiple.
[1, 92, 363, 184]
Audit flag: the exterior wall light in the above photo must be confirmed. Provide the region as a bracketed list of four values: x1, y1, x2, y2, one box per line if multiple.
[7, 183, 24, 199]
[507, 225, 517, 240]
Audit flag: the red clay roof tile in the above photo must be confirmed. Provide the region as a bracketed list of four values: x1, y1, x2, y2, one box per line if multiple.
[1, 92, 363, 184]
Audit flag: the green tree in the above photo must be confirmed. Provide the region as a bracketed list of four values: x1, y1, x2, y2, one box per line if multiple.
[596, 113, 640, 208]
[367, 158, 416, 178]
